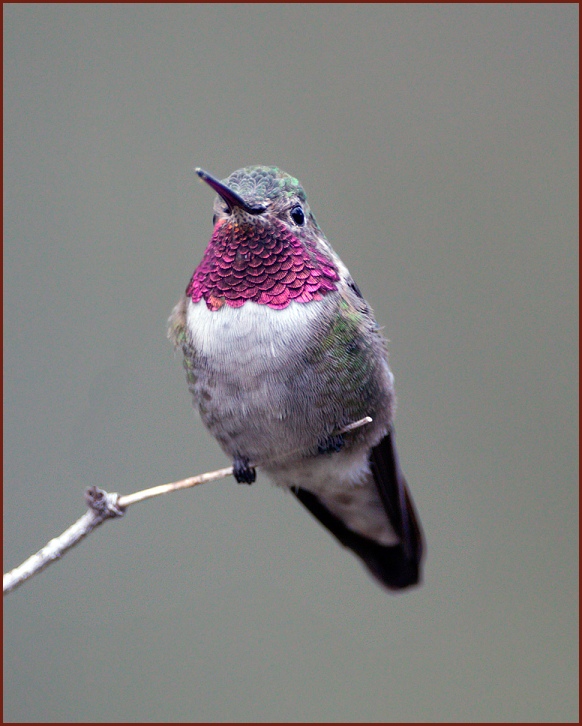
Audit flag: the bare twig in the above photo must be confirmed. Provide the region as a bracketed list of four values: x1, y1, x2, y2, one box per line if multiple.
[338, 416, 372, 434]
[3, 466, 233, 595]
[3, 416, 374, 596]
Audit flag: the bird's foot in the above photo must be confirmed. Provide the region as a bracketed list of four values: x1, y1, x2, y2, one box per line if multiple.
[233, 455, 256, 485]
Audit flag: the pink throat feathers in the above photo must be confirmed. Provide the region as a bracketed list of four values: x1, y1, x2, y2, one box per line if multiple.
[186, 218, 339, 310]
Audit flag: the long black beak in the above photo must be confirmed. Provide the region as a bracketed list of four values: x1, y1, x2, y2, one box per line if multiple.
[195, 168, 266, 214]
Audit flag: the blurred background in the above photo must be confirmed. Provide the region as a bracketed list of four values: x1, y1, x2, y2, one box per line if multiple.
[4, 4, 578, 722]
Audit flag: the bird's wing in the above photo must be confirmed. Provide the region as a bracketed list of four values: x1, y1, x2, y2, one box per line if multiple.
[291, 427, 424, 590]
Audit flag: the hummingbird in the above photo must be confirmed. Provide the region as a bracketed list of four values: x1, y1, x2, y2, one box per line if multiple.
[168, 165, 424, 590]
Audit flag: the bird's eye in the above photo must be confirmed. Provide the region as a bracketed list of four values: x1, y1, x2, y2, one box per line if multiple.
[290, 205, 305, 226]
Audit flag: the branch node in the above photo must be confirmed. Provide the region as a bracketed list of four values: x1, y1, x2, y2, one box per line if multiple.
[85, 486, 125, 518]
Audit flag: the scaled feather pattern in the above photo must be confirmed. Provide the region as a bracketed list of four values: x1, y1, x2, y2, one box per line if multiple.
[187, 218, 339, 310]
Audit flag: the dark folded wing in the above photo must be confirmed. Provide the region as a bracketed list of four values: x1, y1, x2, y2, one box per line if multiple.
[369, 426, 424, 568]
[291, 427, 424, 590]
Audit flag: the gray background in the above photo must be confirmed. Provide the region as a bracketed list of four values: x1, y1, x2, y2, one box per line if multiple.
[4, 4, 578, 722]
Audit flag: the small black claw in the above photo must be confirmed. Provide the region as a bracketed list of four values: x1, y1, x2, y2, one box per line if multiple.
[317, 433, 345, 455]
[233, 456, 256, 485]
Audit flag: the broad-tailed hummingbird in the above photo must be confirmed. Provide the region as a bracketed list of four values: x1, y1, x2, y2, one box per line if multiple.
[169, 166, 424, 590]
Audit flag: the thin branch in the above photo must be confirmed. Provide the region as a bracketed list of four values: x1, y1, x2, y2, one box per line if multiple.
[339, 416, 372, 434]
[3, 416, 373, 596]
[117, 466, 233, 508]
[3, 466, 233, 595]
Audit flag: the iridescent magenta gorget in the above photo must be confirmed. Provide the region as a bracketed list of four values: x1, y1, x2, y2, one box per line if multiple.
[187, 216, 340, 311]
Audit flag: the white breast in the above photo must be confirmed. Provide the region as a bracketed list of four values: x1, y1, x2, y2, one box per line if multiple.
[183, 297, 399, 547]
[186, 297, 327, 375]
[184, 297, 340, 462]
